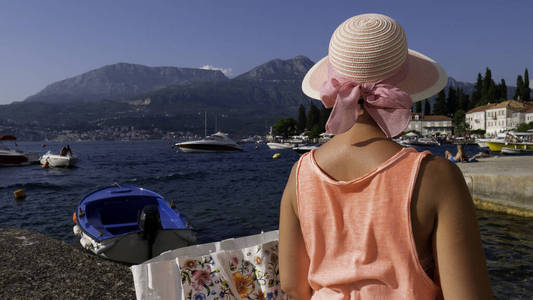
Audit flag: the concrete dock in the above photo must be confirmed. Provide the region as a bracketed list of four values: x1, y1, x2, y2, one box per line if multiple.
[0, 228, 135, 299]
[457, 155, 533, 217]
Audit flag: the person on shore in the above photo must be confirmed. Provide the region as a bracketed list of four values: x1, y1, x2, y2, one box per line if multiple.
[445, 144, 491, 163]
[279, 13, 492, 299]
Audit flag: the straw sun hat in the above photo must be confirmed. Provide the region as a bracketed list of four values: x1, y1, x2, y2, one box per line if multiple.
[302, 13, 448, 137]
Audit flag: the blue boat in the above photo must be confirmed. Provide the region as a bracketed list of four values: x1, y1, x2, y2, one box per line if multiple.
[73, 185, 196, 264]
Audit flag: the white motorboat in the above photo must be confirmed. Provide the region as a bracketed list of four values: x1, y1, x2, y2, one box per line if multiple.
[175, 132, 243, 153]
[0, 135, 39, 166]
[293, 145, 319, 154]
[501, 147, 533, 155]
[40, 151, 77, 168]
[266, 142, 295, 150]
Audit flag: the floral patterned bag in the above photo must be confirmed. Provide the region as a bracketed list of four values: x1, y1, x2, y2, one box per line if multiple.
[132, 230, 288, 300]
[212, 241, 288, 300]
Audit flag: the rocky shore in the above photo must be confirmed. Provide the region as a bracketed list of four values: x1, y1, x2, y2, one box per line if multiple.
[0, 228, 135, 299]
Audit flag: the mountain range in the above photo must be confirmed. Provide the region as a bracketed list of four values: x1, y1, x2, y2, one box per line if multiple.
[0, 56, 524, 139]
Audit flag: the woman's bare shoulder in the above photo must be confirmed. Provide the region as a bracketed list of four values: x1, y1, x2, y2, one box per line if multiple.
[417, 154, 471, 207]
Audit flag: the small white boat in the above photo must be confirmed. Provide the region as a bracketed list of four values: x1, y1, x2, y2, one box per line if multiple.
[266, 142, 295, 150]
[175, 132, 243, 153]
[0, 135, 39, 166]
[501, 147, 533, 155]
[73, 185, 196, 264]
[40, 151, 77, 168]
[293, 145, 319, 154]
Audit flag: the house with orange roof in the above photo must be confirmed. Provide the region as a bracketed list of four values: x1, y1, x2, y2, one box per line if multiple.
[466, 100, 533, 134]
[406, 113, 452, 135]
[465, 103, 496, 131]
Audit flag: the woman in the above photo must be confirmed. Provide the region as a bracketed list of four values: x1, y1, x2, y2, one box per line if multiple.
[279, 14, 492, 299]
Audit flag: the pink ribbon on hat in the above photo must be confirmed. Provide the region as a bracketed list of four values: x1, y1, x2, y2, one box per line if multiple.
[319, 61, 413, 138]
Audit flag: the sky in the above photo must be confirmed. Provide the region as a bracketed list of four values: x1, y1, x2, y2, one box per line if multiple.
[0, 0, 532, 104]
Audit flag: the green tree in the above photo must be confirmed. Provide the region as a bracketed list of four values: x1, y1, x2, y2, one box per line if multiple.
[481, 67, 496, 104]
[515, 75, 524, 100]
[498, 79, 507, 101]
[433, 90, 447, 115]
[272, 117, 297, 137]
[446, 87, 457, 116]
[523, 68, 530, 101]
[453, 109, 467, 135]
[318, 105, 331, 133]
[424, 99, 431, 115]
[306, 101, 320, 130]
[297, 104, 307, 133]
[471, 73, 483, 106]
[457, 88, 470, 111]
[415, 101, 422, 113]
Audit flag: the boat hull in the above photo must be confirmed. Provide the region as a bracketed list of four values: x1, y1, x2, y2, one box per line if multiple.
[177, 144, 243, 152]
[486, 141, 533, 152]
[266, 142, 294, 150]
[75, 226, 196, 264]
[40, 154, 77, 167]
[0, 152, 39, 167]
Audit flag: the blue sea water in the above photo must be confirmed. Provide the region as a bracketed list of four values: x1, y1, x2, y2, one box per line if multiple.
[0, 141, 531, 299]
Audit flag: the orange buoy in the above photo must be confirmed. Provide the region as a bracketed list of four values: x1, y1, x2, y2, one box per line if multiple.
[72, 211, 77, 224]
[14, 189, 26, 199]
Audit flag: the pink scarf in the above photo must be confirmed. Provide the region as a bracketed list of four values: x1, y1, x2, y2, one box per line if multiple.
[319, 61, 413, 138]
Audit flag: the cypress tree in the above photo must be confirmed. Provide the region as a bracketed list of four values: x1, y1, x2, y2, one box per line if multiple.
[424, 99, 431, 115]
[457, 88, 470, 111]
[307, 101, 320, 131]
[319, 106, 331, 132]
[433, 90, 447, 115]
[499, 79, 507, 101]
[487, 83, 497, 103]
[524, 68, 531, 101]
[480, 67, 497, 104]
[446, 87, 457, 116]
[472, 73, 483, 106]
[415, 101, 422, 113]
[515, 75, 524, 100]
[297, 104, 307, 132]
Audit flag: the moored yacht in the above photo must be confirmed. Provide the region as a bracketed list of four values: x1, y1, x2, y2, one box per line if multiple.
[0, 135, 39, 166]
[175, 132, 243, 153]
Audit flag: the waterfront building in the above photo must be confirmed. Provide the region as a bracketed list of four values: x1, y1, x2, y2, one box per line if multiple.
[465, 103, 496, 131]
[407, 113, 453, 136]
[466, 100, 533, 135]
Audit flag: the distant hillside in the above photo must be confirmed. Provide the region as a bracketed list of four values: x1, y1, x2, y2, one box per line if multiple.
[235, 55, 314, 81]
[24, 63, 229, 104]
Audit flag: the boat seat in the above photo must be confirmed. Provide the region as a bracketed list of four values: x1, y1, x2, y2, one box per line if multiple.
[103, 222, 139, 229]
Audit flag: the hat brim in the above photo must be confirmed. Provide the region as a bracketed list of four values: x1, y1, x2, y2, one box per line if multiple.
[302, 49, 448, 103]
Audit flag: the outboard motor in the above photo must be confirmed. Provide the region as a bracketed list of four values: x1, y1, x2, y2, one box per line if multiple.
[138, 205, 161, 258]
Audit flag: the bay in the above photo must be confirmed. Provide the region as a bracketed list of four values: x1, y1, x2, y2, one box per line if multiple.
[0, 140, 531, 299]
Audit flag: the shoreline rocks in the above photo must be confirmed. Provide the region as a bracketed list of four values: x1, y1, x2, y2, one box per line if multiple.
[0, 228, 135, 299]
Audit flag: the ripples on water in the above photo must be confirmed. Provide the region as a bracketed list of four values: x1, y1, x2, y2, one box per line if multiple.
[0, 141, 531, 298]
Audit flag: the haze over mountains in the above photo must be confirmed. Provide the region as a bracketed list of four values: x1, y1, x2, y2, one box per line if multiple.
[0, 55, 517, 139]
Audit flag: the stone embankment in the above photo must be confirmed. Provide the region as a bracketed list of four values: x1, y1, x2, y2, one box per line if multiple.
[457, 155, 533, 217]
[0, 228, 135, 299]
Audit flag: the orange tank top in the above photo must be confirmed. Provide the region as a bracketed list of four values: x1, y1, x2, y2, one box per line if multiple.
[296, 147, 441, 299]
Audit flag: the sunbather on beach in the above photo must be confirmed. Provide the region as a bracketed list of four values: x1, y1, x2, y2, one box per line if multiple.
[445, 144, 491, 163]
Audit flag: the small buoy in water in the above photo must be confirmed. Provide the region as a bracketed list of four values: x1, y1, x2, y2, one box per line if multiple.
[14, 189, 26, 199]
[273, 153, 281, 159]
[72, 211, 77, 224]
[42, 144, 46, 148]
[255, 145, 259, 150]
